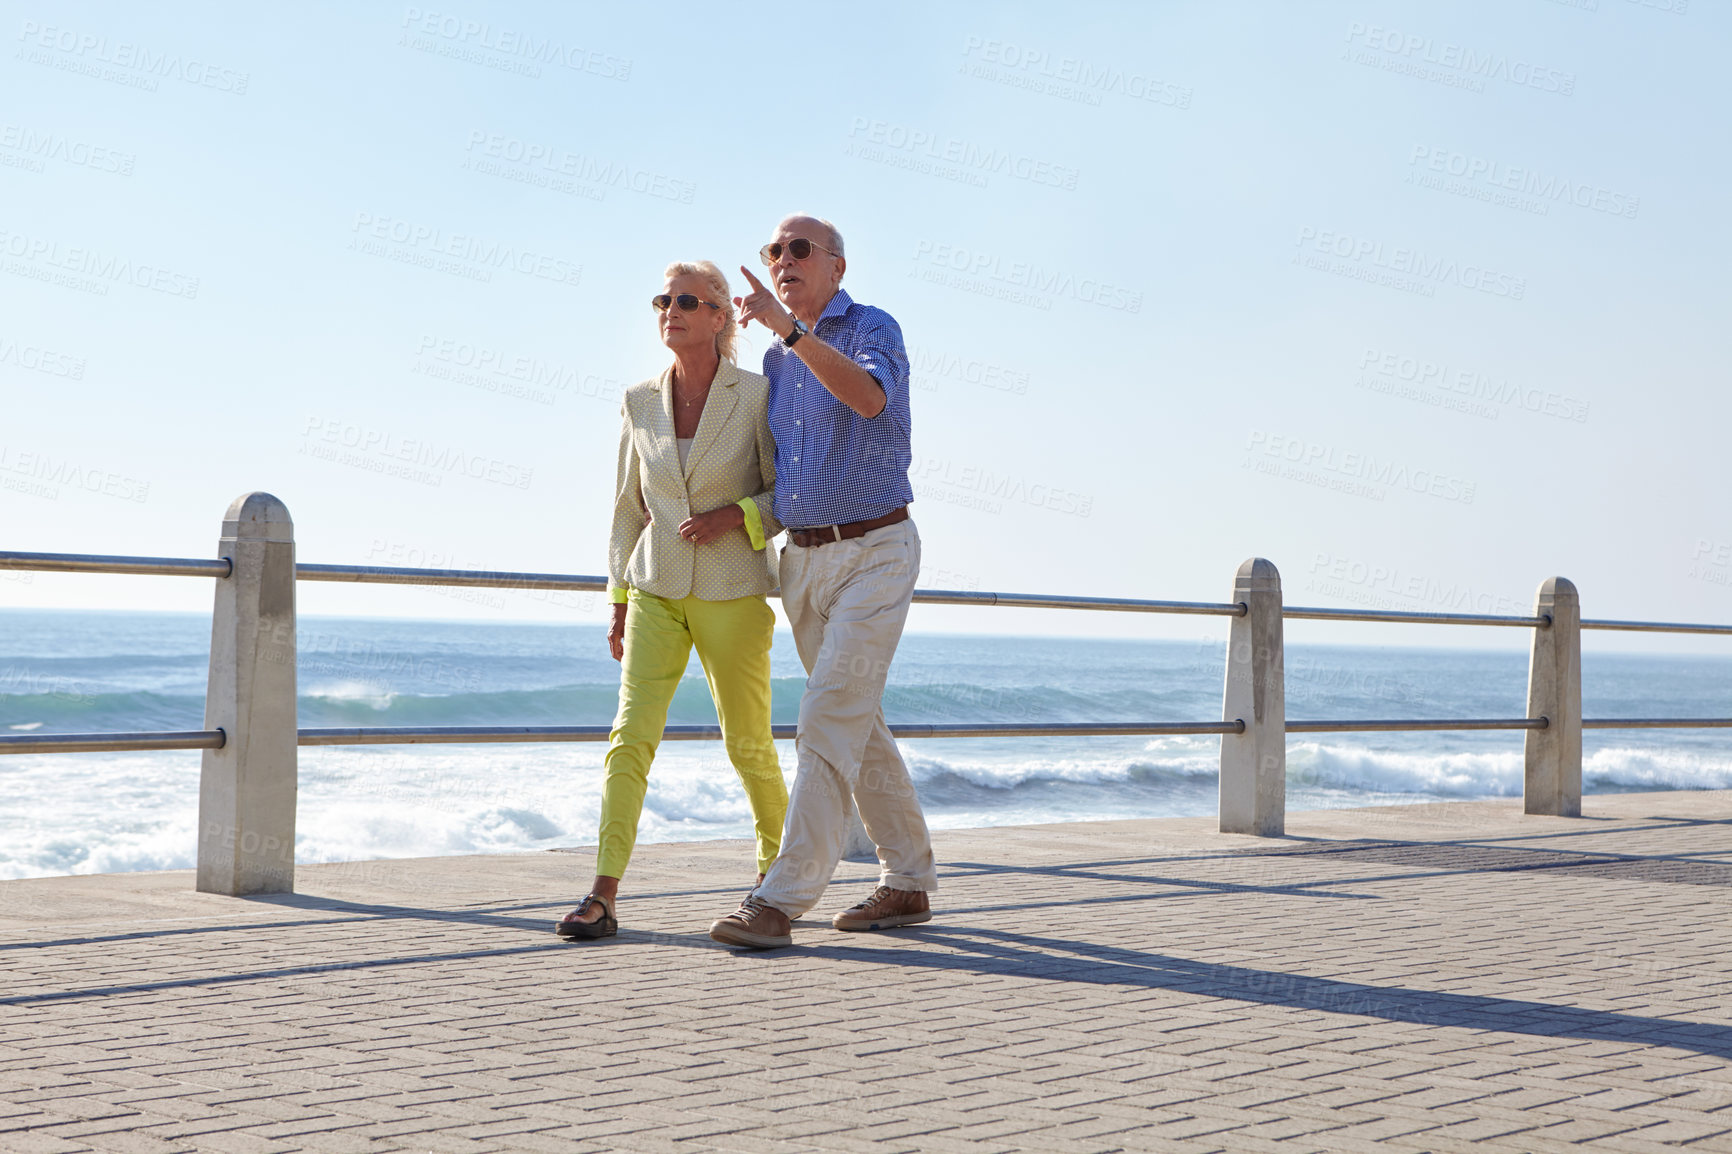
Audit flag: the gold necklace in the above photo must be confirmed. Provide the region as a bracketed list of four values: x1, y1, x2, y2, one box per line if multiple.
[672, 369, 709, 408]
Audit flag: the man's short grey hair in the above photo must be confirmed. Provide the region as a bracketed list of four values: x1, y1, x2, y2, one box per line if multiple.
[779, 214, 844, 259]
[818, 218, 844, 259]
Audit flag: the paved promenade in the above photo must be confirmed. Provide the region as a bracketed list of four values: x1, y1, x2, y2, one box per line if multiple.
[3, 791, 1731, 1153]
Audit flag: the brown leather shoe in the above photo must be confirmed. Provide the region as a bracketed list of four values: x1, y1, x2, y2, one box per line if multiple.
[709, 895, 792, 949]
[831, 885, 931, 931]
[743, 881, 801, 920]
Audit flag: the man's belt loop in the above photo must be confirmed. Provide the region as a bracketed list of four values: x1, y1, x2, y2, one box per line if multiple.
[830, 525, 842, 543]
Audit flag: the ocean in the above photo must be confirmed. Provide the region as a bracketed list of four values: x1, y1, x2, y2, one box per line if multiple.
[2, 609, 1730, 881]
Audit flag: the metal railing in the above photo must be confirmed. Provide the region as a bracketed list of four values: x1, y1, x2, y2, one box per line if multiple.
[2, 492, 1729, 893]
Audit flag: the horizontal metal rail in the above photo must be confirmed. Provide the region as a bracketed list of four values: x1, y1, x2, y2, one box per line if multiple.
[1283, 605, 1549, 628]
[1582, 618, 1732, 636]
[911, 590, 1245, 616]
[1, 721, 1243, 754]
[297, 564, 1247, 616]
[296, 563, 605, 592]
[9, 549, 1732, 635]
[1287, 718, 1548, 734]
[0, 730, 226, 754]
[297, 725, 612, 745]
[0, 550, 231, 579]
[297, 721, 1246, 746]
[1582, 718, 1732, 729]
[10, 716, 1732, 755]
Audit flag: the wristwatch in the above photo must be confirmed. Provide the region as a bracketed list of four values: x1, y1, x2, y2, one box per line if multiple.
[783, 318, 808, 348]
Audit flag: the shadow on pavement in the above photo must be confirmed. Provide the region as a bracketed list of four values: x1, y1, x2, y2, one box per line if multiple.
[777, 923, 1732, 1062]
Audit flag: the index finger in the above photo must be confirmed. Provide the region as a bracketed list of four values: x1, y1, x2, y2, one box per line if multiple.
[739, 265, 769, 293]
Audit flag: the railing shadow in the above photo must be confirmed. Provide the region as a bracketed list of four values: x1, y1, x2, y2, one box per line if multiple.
[0, 885, 748, 952]
[944, 816, 1732, 896]
[748, 924, 1732, 1062]
[1253, 840, 1732, 887]
[1, 860, 1386, 956]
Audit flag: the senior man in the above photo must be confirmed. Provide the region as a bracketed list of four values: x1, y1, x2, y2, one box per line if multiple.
[709, 214, 937, 949]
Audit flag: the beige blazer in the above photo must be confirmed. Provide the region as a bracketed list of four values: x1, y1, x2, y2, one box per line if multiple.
[608, 361, 781, 602]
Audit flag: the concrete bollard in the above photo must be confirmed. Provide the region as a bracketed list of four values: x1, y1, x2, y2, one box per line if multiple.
[1220, 558, 1285, 836]
[197, 493, 299, 895]
[1524, 577, 1582, 817]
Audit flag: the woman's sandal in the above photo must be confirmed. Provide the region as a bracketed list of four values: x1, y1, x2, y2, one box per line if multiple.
[553, 893, 617, 939]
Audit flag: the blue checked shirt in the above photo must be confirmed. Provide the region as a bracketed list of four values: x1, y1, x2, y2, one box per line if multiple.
[764, 289, 914, 529]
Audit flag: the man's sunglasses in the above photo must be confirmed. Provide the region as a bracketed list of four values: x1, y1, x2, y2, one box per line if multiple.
[758, 237, 838, 266]
[651, 294, 722, 313]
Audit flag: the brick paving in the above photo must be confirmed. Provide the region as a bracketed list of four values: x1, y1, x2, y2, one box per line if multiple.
[3, 791, 1731, 1153]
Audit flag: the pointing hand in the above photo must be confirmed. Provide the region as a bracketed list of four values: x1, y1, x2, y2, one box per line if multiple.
[735, 266, 794, 340]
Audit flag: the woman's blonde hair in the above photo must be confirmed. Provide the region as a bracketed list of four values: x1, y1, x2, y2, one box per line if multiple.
[663, 260, 737, 363]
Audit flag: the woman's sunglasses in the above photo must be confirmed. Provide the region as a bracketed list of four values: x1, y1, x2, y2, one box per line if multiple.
[758, 237, 838, 266]
[651, 294, 722, 313]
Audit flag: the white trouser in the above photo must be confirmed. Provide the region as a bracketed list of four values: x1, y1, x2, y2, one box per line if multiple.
[755, 518, 937, 917]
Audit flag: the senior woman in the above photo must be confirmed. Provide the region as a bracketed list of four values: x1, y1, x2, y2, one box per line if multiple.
[555, 260, 786, 939]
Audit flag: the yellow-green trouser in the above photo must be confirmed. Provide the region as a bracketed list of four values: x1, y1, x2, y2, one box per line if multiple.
[597, 589, 787, 879]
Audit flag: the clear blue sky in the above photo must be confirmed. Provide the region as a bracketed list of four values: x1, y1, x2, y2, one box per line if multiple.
[2, 0, 1726, 653]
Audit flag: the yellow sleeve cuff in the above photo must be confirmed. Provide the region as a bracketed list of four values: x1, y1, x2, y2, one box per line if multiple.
[736, 498, 767, 551]
[609, 586, 629, 604]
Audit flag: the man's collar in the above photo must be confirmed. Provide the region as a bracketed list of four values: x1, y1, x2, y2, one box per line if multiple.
[813, 288, 854, 325]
